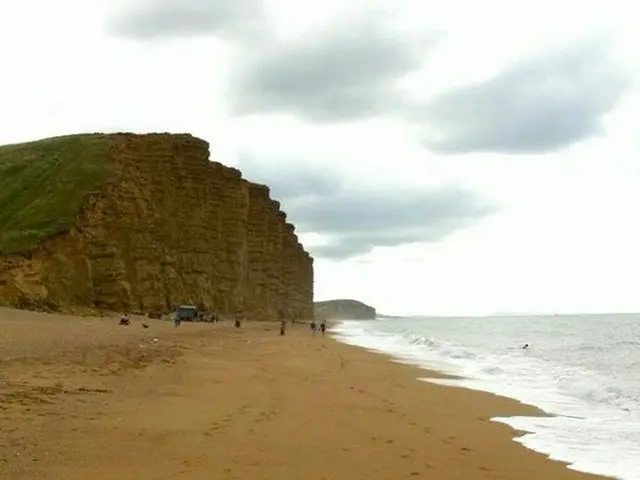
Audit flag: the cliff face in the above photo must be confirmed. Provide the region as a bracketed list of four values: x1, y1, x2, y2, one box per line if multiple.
[314, 299, 376, 320]
[0, 133, 313, 320]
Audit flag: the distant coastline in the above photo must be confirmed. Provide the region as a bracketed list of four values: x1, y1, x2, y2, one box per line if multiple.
[314, 299, 376, 320]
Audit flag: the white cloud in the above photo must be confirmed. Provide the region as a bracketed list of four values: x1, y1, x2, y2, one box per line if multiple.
[1, 0, 640, 315]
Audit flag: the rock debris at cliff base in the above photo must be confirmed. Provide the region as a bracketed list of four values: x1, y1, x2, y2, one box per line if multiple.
[0, 133, 313, 321]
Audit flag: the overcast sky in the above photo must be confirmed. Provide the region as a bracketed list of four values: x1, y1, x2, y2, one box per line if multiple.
[1, 0, 639, 315]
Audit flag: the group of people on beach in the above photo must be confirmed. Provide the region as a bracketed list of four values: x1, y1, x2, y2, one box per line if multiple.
[309, 319, 327, 334]
[278, 317, 326, 336]
[121, 310, 327, 337]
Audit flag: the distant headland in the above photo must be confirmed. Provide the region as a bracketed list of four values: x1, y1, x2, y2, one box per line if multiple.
[314, 299, 376, 320]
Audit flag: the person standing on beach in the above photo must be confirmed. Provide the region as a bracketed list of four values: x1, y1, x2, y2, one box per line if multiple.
[310, 320, 317, 334]
[320, 320, 326, 334]
[280, 319, 286, 336]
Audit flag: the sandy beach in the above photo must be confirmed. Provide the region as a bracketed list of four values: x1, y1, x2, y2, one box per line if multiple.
[0, 307, 607, 480]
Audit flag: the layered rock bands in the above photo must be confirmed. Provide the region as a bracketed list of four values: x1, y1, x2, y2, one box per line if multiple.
[0, 133, 313, 320]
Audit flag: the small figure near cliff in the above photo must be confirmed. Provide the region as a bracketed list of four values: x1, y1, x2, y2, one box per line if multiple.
[119, 313, 130, 326]
[234, 315, 241, 328]
[280, 319, 286, 336]
[310, 320, 317, 334]
[320, 320, 326, 334]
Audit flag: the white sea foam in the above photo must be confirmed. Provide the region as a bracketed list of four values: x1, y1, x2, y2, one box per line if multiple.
[331, 316, 640, 480]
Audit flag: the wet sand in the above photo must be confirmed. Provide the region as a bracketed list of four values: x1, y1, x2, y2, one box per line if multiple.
[0, 308, 607, 479]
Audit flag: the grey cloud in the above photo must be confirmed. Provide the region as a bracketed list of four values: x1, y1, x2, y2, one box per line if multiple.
[106, 0, 265, 40]
[231, 17, 439, 122]
[237, 155, 340, 199]
[290, 187, 494, 259]
[411, 40, 630, 154]
[238, 158, 495, 259]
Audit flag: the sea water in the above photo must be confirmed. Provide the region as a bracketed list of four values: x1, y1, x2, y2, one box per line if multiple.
[331, 314, 640, 480]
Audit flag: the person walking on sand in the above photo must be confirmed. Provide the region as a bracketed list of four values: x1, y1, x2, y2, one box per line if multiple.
[234, 314, 241, 329]
[320, 320, 326, 334]
[279, 319, 286, 336]
[310, 319, 317, 334]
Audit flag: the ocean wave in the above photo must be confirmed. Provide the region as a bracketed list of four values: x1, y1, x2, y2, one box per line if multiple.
[330, 318, 640, 480]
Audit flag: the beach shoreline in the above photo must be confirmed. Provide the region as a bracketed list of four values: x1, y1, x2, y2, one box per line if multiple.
[0, 308, 608, 479]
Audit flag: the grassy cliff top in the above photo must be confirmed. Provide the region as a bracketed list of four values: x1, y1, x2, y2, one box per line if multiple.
[0, 134, 114, 254]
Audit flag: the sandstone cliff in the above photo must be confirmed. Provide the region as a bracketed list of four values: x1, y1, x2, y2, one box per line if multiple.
[0, 133, 313, 320]
[314, 299, 376, 320]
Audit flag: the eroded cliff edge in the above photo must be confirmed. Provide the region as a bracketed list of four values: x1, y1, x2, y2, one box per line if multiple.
[0, 133, 313, 320]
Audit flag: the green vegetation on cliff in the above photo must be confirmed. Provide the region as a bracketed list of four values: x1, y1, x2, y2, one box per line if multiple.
[0, 134, 114, 254]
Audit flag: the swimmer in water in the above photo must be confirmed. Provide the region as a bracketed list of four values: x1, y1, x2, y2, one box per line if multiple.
[523, 343, 530, 349]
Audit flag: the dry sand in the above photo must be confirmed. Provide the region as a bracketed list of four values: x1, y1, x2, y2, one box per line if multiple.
[0, 307, 607, 480]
